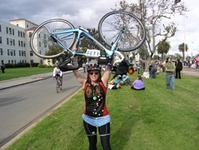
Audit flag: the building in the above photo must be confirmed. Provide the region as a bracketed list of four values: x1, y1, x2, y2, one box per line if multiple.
[0, 19, 50, 66]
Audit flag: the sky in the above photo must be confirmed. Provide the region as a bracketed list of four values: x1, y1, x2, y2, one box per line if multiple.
[0, 0, 198, 57]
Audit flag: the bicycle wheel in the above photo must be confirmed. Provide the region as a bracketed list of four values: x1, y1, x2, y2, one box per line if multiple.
[30, 19, 76, 59]
[98, 10, 146, 52]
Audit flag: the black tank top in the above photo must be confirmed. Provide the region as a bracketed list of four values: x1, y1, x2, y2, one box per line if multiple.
[84, 82, 108, 117]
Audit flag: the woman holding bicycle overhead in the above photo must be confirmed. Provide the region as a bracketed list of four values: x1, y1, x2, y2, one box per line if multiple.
[72, 47, 112, 150]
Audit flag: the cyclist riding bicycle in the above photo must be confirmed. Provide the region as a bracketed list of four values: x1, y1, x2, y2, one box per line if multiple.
[53, 61, 63, 90]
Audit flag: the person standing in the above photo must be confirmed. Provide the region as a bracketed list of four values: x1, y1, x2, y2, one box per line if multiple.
[164, 57, 175, 91]
[82, 62, 86, 73]
[1, 61, 5, 73]
[175, 59, 183, 79]
[71, 46, 112, 150]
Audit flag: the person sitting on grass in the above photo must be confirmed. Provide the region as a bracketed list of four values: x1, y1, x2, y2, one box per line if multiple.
[131, 75, 145, 90]
[142, 69, 150, 78]
[108, 75, 121, 90]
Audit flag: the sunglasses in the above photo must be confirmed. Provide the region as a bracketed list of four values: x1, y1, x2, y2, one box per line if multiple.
[89, 72, 99, 75]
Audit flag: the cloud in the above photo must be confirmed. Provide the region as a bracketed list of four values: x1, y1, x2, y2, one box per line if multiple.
[0, 0, 198, 56]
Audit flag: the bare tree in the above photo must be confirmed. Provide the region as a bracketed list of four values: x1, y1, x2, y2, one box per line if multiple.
[115, 0, 188, 68]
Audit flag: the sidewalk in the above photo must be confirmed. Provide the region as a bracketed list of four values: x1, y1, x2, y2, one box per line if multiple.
[0, 71, 73, 91]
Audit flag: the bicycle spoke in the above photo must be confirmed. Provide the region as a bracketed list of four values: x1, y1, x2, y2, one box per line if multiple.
[30, 19, 75, 59]
[98, 10, 146, 52]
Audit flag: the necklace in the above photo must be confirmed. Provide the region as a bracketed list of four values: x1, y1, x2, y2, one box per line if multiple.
[92, 85, 97, 101]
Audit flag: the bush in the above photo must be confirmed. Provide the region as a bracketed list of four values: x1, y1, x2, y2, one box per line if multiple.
[38, 63, 47, 68]
[5, 63, 30, 68]
[31, 63, 39, 67]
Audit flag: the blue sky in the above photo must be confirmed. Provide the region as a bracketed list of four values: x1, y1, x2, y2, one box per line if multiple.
[0, 0, 198, 56]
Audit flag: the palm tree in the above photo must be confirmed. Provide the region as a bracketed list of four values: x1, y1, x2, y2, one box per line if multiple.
[178, 43, 188, 61]
[157, 40, 171, 60]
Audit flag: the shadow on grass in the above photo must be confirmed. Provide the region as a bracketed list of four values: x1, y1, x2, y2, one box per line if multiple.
[111, 112, 141, 150]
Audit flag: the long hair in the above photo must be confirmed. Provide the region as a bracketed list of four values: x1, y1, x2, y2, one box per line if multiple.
[166, 57, 170, 63]
[85, 71, 102, 98]
[137, 75, 143, 81]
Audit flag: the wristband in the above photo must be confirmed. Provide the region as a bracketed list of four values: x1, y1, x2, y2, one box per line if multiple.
[106, 63, 112, 69]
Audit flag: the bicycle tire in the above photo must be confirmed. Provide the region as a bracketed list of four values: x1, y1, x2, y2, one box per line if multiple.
[30, 19, 76, 59]
[98, 10, 146, 52]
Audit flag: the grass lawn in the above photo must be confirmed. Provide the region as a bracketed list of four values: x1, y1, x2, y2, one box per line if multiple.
[4, 72, 199, 150]
[0, 68, 53, 81]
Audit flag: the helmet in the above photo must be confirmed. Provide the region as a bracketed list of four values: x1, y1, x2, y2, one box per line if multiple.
[55, 61, 59, 67]
[87, 63, 101, 72]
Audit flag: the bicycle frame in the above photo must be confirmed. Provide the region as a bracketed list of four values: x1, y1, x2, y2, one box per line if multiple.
[51, 26, 125, 57]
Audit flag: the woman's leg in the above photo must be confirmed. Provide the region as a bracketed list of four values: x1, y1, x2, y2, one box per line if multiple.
[83, 120, 97, 150]
[98, 123, 112, 150]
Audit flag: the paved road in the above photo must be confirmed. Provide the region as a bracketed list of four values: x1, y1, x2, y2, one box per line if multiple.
[0, 70, 84, 149]
[181, 66, 199, 77]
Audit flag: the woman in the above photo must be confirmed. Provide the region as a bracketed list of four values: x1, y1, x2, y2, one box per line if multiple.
[72, 48, 112, 150]
[131, 75, 145, 90]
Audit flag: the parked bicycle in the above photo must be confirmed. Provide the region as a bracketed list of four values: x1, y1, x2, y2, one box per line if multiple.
[29, 10, 146, 68]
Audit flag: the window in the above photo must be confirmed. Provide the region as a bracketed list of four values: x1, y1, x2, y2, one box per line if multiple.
[13, 39, 15, 46]
[19, 50, 21, 56]
[9, 28, 12, 34]
[10, 38, 12, 45]
[0, 36, 2, 44]
[29, 32, 32, 38]
[14, 50, 16, 56]
[30, 51, 33, 56]
[18, 40, 20, 47]
[0, 25, 1, 32]
[0, 48, 3, 55]
[7, 49, 9, 56]
[10, 49, 13, 56]
[6, 27, 8, 34]
[7, 38, 9, 45]
[12, 29, 14, 35]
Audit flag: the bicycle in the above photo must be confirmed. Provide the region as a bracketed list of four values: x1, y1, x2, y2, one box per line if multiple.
[29, 10, 146, 68]
[54, 74, 62, 93]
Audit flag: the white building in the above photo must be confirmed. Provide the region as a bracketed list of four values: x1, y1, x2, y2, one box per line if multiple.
[0, 19, 49, 66]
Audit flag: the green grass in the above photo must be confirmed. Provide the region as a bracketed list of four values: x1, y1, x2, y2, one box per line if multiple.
[0, 68, 53, 81]
[4, 72, 199, 150]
